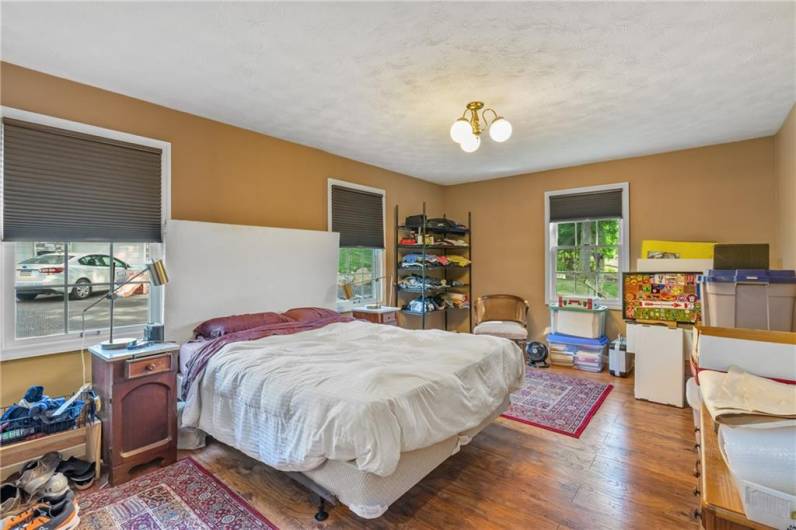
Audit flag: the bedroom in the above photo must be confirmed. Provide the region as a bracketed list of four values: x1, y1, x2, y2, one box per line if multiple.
[0, 2, 794, 529]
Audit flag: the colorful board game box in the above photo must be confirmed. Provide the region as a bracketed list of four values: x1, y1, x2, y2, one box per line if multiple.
[622, 272, 702, 324]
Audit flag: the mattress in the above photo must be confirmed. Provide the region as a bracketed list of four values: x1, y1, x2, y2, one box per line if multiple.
[301, 396, 509, 519]
[182, 320, 524, 477]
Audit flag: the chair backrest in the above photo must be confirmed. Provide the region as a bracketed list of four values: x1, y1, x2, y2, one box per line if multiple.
[474, 294, 529, 326]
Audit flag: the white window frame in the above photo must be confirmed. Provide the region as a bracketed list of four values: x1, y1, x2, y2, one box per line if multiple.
[544, 182, 629, 310]
[0, 107, 171, 360]
[327, 178, 386, 312]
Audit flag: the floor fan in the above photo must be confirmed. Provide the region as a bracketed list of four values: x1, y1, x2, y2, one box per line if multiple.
[526, 341, 549, 368]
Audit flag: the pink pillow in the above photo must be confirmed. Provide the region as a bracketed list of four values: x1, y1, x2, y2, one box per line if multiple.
[282, 307, 339, 322]
[193, 312, 292, 339]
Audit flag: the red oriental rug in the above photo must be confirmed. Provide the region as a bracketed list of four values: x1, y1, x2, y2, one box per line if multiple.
[501, 368, 613, 438]
[78, 458, 278, 529]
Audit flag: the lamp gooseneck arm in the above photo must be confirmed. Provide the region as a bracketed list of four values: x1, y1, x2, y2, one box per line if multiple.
[79, 267, 150, 338]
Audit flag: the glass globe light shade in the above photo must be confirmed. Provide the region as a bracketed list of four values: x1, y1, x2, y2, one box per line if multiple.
[459, 133, 480, 153]
[488, 117, 512, 143]
[450, 119, 473, 144]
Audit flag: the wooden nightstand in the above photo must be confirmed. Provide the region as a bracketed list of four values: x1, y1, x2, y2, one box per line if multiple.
[90, 342, 179, 485]
[352, 306, 400, 326]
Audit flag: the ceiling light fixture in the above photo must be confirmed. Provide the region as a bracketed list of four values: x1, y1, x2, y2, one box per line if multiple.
[450, 101, 512, 152]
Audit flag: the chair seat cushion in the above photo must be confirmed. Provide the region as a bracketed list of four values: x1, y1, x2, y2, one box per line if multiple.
[473, 321, 528, 340]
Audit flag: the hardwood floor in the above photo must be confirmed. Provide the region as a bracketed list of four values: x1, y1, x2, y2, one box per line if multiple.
[182, 366, 700, 530]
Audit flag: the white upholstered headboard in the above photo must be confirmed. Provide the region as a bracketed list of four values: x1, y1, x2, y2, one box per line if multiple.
[164, 220, 339, 343]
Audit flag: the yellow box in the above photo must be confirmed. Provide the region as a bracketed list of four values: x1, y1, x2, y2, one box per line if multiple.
[640, 240, 715, 259]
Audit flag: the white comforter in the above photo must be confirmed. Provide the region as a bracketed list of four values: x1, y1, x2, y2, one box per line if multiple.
[182, 320, 524, 477]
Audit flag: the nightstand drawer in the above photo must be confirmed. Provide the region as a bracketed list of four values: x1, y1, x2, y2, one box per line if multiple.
[126, 354, 173, 379]
[353, 309, 399, 325]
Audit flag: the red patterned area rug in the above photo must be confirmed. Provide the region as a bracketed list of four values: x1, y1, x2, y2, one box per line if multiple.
[78, 458, 278, 529]
[502, 368, 613, 438]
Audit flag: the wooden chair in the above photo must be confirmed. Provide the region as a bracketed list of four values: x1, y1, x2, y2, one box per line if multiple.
[473, 294, 530, 348]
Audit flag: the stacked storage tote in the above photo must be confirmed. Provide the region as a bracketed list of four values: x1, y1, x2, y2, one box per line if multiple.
[547, 304, 609, 372]
[702, 269, 796, 331]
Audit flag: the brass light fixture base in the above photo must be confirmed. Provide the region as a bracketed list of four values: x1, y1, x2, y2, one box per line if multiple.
[465, 101, 486, 134]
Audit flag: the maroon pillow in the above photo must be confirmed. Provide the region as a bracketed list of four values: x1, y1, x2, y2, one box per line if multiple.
[193, 312, 292, 339]
[282, 307, 339, 322]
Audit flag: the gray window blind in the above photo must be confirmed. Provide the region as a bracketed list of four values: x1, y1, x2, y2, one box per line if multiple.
[331, 185, 384, 248]
[549, 188, 623, 222]
[2, 118, 162, 242]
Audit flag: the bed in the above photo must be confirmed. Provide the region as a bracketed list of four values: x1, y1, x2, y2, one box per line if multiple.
[179, 314, 524, 519]
[166, 220, 525, 519]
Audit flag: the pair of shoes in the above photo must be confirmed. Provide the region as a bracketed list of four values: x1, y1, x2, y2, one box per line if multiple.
[17, 455, 69, 507]
[54, 459, 93, 490]
[1, 497, 79, 530]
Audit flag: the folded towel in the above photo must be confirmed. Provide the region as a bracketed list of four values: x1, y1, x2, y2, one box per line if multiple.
[700, 366, 796, 428]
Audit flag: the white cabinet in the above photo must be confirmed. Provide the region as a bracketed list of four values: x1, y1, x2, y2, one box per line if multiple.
[627, 323, 685, 407]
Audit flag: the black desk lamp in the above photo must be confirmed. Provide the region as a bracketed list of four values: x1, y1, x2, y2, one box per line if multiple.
[81, 259, 169, 350]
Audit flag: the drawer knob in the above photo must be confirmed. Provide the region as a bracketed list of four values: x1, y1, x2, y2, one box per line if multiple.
[692, 508, 701, 520]
[693, 487, 701, 497]
[146, 363, 156, 371]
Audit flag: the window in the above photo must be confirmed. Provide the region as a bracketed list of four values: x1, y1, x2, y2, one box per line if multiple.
[545, 184, 629, 308]
[328, 179, 385, 308]
[337, 247, 383, 304]
[1, 107, 169, 359]
[13, 241, 160, 340]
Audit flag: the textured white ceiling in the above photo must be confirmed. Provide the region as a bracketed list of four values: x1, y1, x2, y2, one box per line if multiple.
[1, 2, 794, 185]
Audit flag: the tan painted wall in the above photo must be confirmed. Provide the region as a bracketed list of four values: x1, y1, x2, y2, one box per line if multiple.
[0, 62, 445, 405]
[775, 104, 796, 269]
[0, 62, 783, 404]
[443, 138, 779, 340]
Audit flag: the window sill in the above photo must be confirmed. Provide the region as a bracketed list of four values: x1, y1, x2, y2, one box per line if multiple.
[1, 324, 147, 361]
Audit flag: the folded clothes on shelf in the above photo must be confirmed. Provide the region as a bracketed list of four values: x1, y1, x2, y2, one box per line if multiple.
[400, 253, 444, 268]
[401, 254, 471, 268]
[403, 293, 469, 313]
[441, 292, 469, 308]
[404, 296, 446, 313]
[426, 218, 468, 233]
[404, 216, 468, 234]
[398, 274, 445, 290]
[447, 255, 471, 267]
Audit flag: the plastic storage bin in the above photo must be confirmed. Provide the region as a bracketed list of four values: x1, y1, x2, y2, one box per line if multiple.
[549, 304, 607, 339]
[574, 351, 606, 373]
[703, 269, 796, 331]
[549, 352, 575, 367]
[547, 333, 608, 371]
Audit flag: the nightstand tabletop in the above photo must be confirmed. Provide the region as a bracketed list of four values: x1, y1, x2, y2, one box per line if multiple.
[88, 341, 179, 361]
